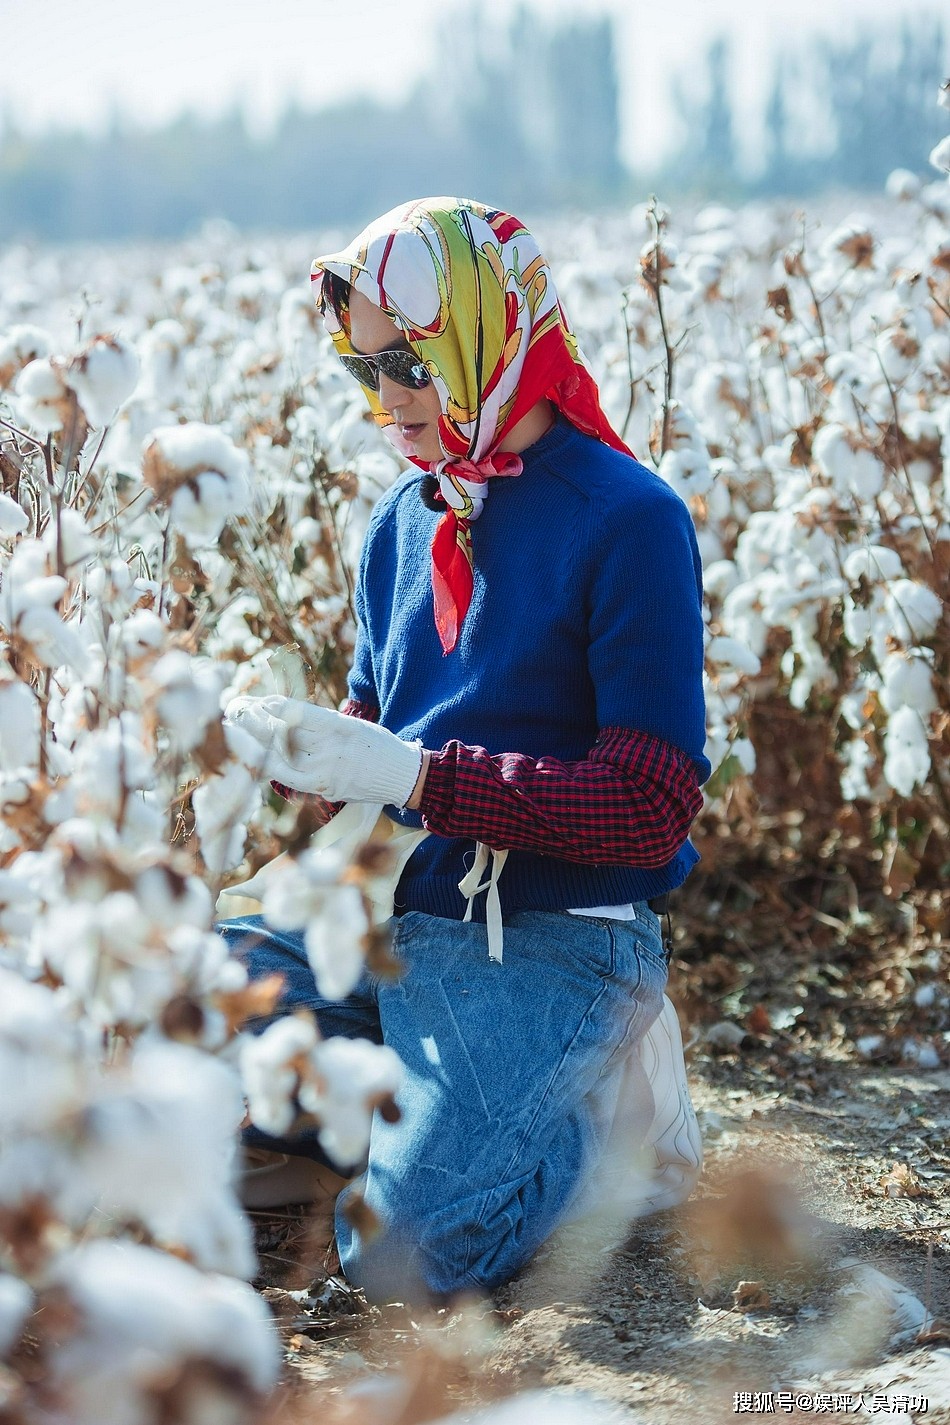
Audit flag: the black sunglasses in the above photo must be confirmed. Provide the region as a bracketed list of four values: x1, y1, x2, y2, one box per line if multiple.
[337, 346, 432, 393]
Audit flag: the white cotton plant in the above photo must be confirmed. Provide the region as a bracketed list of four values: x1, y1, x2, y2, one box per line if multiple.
[812, 424, 885, 501]
[142, 421, 252, 547]
[0, 537, 87, 672]
[0, 491, 29, 537]
[13, 356, 73, 434]
[67, 1040, 254, 1277]
[67, 334, 140, 428]
[39, 1241, 279, 1425]
[240, 1014, 402, 1168]
[192, 762, 261, 876]
[883, 704, 932, 798]
[259, 845, 370, 1000]
[150, 649, 227, 754]
[0, 675, 41, 773]
[0, 323, 52, 387]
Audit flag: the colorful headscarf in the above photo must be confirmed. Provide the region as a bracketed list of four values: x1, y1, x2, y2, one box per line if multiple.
[312, 197, 631, 654]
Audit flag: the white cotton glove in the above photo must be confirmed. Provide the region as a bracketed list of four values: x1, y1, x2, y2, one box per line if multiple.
[224, 694, 423, 806]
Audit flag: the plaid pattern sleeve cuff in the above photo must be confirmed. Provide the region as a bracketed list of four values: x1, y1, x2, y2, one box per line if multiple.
[418, 725, 703, 867]
[269, 697, 380, 806]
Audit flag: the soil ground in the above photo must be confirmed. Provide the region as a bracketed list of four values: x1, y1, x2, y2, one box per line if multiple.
[250, 878, 950, 1424]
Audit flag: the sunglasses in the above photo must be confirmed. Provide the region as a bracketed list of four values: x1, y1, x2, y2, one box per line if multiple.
[337, 346, 432, 393]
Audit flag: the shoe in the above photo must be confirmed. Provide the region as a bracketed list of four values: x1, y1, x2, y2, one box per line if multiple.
[631, 994, 703, 1214]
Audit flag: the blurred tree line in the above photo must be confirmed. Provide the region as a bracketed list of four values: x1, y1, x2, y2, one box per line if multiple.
[665, 15, 948, 200]
[0, 6, 945, 241]
[0, 6, 621, 241]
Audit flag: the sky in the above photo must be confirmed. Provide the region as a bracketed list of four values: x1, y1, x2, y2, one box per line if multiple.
[1, 0, 946, 168]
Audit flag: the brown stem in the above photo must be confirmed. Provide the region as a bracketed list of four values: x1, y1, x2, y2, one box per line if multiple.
[42, 435, 65, 580]
[0, 415, 46, 452]
[156, 518, 171, 620]
[795, 217, 827, 354]
[647, 199, 675, 456]
[68, 425, 110, 509]
[873, 344, 938, 564]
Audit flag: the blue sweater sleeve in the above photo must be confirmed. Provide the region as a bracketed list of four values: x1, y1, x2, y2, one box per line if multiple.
[346, 527, 379, 710]
[586, 473, 710, 783]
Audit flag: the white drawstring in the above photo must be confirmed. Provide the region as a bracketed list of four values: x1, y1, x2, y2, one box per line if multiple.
[458, 842, 510, 963]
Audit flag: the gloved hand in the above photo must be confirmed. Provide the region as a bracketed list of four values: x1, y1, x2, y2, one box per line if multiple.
[224, 695, 423, 806]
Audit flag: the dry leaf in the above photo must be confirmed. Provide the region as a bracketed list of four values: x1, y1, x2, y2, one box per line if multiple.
[341, 1190, 380, 1245]
[880, 1161, 927, 1199]
[745, 1003, 772, 1037]
[213, 972, 285, 1035]
[688, 1165, 819, 1278]
[732, 1279, 771, 1311]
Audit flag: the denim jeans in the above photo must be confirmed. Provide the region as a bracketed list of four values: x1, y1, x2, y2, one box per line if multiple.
[217, 904, 668, 1302]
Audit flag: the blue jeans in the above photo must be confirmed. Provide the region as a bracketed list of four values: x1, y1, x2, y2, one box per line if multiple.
[217, 905, 668, 1302]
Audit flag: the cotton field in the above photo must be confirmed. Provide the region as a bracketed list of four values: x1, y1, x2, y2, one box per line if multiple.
[0, 108, 948, 1421]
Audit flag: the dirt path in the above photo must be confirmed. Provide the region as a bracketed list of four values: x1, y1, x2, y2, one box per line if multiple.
[254, 1053, 950, 1423]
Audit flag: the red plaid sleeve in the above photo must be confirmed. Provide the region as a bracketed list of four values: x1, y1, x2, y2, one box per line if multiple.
[269, 697, 380, 807]
[419, 726, 703, 867]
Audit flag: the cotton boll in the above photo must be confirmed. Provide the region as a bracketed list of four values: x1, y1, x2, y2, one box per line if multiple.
[68, 335, 139, 428]
[44, 1241, 279, 1424]
[840, 736, 876, 802]
[260, 847, 346, 931]
[720, 581, 769, 660]
[883, 705, 931, 797]
[0, 969, 86, 1134]
[821, 218, 875, 271]
[277, 287, 320, 358]
[14, 356, 72, 434]
[167, 470, 246, 546]
[134, 865, 212, 931]
[0, 537, 63, 618]
[142, 421, 252, 547]
[842, 545, 904, 584]
[240, 1015, 319, 1137]
[0, 678, 41, 773]
[41, 506, 97, 570]
[137, 319, 188, 401]
[703, 559, 739, 601]
[150, 650, 225, 753]
[885, 169, 922, 201]
[880, 651, 938, 717]
[929, 135, 950, 173]
[304, 884, 369, 1001]
[812, 424, 884, 500]
[0, 324, 52, 387]
[885, 580, 942, 643]
[729, 737, 756, 775]
[192, 764, 259, 875]
[299, 1036, 403, 1166]
[0, 1274, 32, 1356]
[0, 492, 28, 537]
[119, 608, 165, 661]
[658, 444, 713, 499]
[706, 635, 762, 677]
[14, 600, 87, 673]
[73, 1042, 253, 1277]
[70, 716, 155, 822]
[221, 718, 268, 774]
[0, 866, 43, 938]
[875, 321, 921, 384]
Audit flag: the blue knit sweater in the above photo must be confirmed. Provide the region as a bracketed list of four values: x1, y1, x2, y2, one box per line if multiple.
[348, 414, 710, 920]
